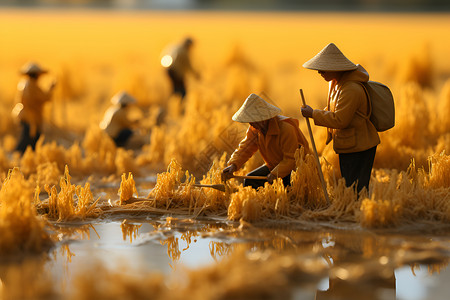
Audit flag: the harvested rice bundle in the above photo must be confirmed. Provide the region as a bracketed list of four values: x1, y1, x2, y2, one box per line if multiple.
[228, 186, 263, 222]
[149, 159, 185, 202]
[0, 168, 53, 255]
[118, 172, 138, 205]
[290, 148, 328, 210]
[198, 154, 234, 212]
[45, 165, 101, 221]
[360, 169, 407, 227]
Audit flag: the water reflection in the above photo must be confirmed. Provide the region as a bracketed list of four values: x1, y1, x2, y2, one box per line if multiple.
[1, 217, 446, 299]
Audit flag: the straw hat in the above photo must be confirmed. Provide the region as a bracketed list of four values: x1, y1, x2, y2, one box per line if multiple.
[111, 91, 137, 105]
[303, 43, 357, 71]
[20, 62, 48, 76]
[232, 93, 281, 123]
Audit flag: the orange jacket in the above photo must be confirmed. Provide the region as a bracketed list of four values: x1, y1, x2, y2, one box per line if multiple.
[312, 65, 380, 154]
[228, 116, 310, 178]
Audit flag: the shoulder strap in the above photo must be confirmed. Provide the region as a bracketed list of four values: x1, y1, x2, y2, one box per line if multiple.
[354, 82, 372, 119]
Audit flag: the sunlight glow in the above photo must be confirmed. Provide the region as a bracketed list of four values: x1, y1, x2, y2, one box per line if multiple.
[161, 55, 173, 67]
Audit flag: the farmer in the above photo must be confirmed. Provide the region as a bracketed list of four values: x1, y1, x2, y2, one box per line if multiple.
[222, 93, 310, 189]
[100, 91, 139, 148]
[301, 43, 380, 193]
[161, 37, 200, 99]
[12, 62, 56, 153]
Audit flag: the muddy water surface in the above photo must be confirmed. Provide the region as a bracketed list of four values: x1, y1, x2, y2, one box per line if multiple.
[45, 213, 450, 300]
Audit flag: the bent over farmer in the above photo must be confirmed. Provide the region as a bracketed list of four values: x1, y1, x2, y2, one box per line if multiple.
[12, 62, 56, 154]
[222, 93, 310, 189]
[300, 43, 380, 193]
[100, 91, 139, 148]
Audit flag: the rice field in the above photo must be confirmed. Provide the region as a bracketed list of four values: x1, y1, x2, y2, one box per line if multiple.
[0, 9, 450, 299]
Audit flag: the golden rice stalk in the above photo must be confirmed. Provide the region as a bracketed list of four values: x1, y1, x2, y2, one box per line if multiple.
[115, 148, 138, 176]
[300, 178, 360, 222]
[199, 153, 232, 211]
[118, 172, 138, 205]
[82, 125, 117, 174]
[148, 159, 200, 211]
[0, 168, 53, 255]
[360, 198, 401, 228]
[290, 148, 327, 210]
[228, 186, 262, 222]
[35, 161, 61, 191]
[422, 151, 450, 189]
[437, 79, 450, 134]
[45, 165, 101, 221]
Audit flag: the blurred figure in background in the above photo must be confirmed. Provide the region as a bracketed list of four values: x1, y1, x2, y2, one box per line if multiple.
[12, 62, 56, 154]
[161, 37, 200, 99]
[100, 91, 140, 148]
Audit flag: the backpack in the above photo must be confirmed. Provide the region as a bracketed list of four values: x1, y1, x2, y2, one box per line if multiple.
[358, 81, 395, 132]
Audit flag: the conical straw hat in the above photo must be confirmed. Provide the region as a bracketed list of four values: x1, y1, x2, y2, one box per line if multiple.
[303, 43, 357, 71]
[20, 62, 48, 75]
[111, 91, 137, 105]
[232, 93, 281, 123]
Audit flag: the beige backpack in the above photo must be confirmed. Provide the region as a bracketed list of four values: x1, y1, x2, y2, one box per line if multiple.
[358, 81, 395, 132]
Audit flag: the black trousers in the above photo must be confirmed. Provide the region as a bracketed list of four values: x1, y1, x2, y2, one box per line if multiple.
[15, 121, 40, 154]
[113, 128, 133, 148]
[339, 146, 377, 193]
[167, 69, 186, 99]
[244, 165, 291, 189]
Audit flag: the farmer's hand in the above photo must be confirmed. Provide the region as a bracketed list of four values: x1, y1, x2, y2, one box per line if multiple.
[221, 164, 237, 181]
[267, 173, 276, 183]
[301, 105, 313, 118]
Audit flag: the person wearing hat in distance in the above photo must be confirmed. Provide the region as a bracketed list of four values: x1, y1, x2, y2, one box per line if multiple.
[161, 37, 200, 99]
[222, 93, 310, 189]
[100, 91, 139, 148]
[301, 43, 380, 193]
[12, 62, 56, 153]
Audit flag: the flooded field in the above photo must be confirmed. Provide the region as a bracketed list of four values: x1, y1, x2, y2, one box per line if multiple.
[0, 9, 450, 300]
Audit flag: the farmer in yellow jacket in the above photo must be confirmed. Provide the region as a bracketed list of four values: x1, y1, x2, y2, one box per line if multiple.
[161, 37, 200, 99]
[222, 93, 310, 189]
[301, 43, 380, 193]
[13, 62, 56, 153]
[100, 91, 139, 148]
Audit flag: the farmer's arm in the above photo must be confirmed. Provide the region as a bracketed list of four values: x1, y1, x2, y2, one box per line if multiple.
[312, 84, 362, 129]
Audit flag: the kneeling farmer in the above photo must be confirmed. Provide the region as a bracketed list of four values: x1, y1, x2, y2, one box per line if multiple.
[222, 93, 310, 189]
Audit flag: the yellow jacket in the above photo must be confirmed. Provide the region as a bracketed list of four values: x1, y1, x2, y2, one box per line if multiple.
[15, 78, 53, 136]
[228, 116, 310, 178]
[312, 65, 380, 154]
[100, 105, 134, 138]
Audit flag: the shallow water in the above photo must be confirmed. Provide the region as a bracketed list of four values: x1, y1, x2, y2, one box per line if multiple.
[40, 215, 449, 300]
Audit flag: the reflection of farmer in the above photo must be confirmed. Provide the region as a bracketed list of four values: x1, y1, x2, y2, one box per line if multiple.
[100, 92, 139, 148]
[161, 37, 200, 99]
[301, 43, 380, 193]
[222, 93, 310, 189]
[12, 62, 56, 153]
